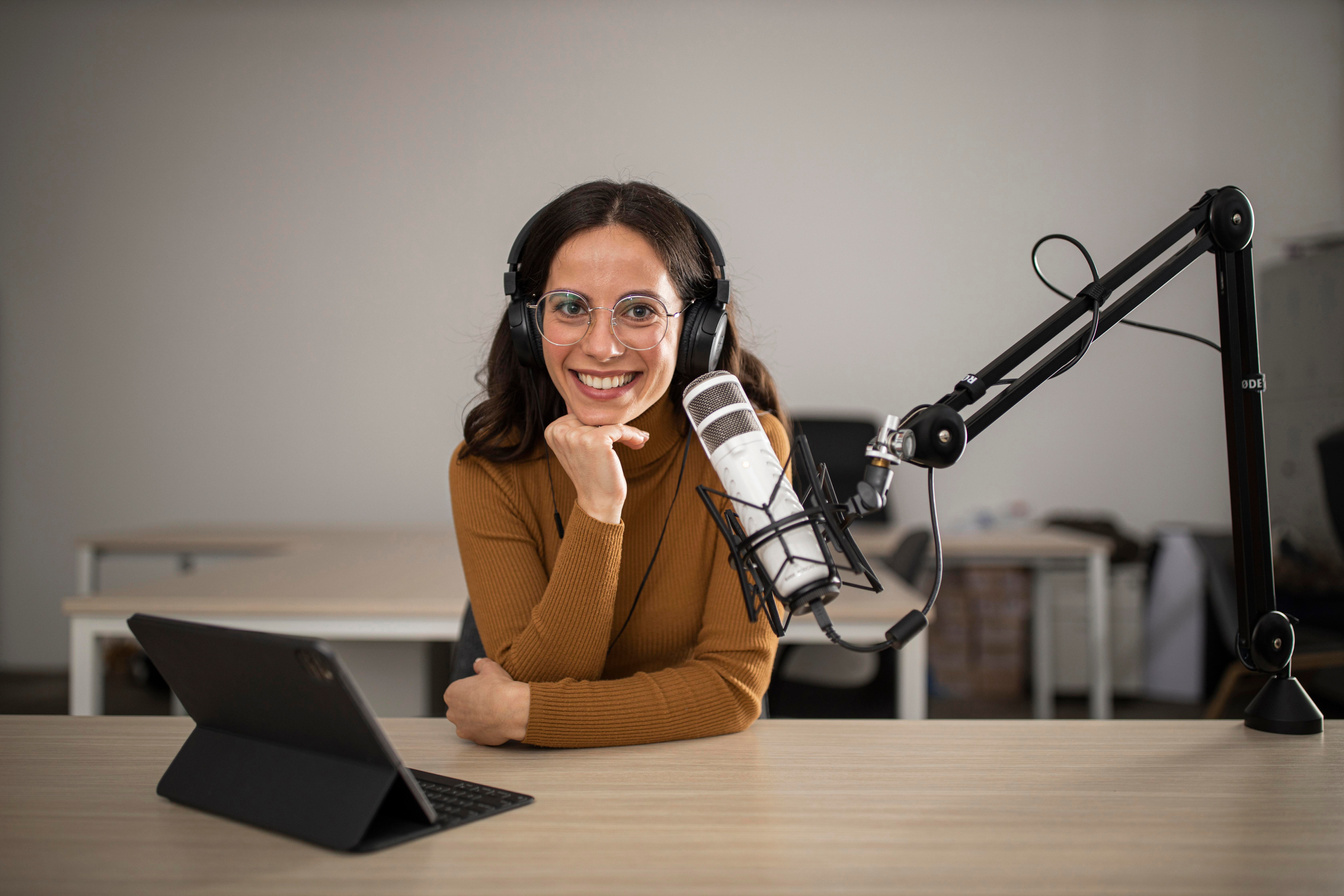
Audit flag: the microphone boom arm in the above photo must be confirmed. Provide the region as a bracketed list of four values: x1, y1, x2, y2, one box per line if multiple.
[864, 186, 1321, 735]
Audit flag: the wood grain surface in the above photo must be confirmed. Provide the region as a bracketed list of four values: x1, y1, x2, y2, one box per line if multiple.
[1, 716, 1338, 895]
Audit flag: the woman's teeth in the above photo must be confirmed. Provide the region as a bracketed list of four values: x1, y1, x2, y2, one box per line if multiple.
[576, 372, 636, 391]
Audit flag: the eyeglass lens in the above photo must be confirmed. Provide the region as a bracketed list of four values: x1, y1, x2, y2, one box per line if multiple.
[535, 292, 670, 350]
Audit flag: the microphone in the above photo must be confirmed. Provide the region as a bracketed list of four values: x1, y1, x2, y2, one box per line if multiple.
[683, 371, 841, 614]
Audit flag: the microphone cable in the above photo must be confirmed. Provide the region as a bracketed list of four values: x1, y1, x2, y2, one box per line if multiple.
[1031, 233, 1221, 354]
[993, 233, 1221, 389]
[811, 464, 945, 653]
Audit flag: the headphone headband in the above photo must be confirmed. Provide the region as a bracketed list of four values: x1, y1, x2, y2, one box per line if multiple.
[672, 202, 729, 306]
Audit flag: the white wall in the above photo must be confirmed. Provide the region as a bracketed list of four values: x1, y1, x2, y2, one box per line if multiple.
[2, 0, 1341, 668]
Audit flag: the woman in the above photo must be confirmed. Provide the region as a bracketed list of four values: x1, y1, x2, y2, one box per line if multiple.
[445, 180, 789, 748]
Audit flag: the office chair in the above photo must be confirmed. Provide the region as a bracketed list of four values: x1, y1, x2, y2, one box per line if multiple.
[790, 417, 890, 524]
[448, 602, 487, 686]
[1321, 426, 1344, 552]
[1204, 427, 1344, 715]
[882, 529, 932, 584]
[1200, 531, 1344, 719]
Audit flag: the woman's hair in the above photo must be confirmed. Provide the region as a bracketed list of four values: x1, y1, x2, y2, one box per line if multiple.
[461, 179, 786, 462]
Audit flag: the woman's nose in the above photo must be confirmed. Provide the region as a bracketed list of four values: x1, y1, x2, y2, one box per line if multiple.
[579, 310, 624, 358]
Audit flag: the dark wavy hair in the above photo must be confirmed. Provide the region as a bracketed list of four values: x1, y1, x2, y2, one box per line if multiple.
[461, 180, 785, 462]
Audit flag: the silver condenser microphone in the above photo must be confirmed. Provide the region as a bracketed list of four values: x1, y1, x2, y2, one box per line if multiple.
[683, 371, 840, 613]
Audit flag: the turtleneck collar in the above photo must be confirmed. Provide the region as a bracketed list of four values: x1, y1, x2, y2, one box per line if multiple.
[613, 393, 689, 474]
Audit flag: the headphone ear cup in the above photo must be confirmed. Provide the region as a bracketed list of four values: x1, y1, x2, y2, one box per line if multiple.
[677, 300, 728, 378]
[508, 299, 545, 370]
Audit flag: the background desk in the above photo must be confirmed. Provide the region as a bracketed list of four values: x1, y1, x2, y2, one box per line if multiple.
[64, 526, 931, 718]
[1, 716, 1339, 895]
[854, 526, 1113, 719]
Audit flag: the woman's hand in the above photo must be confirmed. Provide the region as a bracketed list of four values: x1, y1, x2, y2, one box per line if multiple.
[443, 658, 531, 746]
[544, 415, 649, 524]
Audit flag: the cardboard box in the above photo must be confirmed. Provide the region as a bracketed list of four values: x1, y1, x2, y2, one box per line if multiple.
[928, 566, 1031, 700]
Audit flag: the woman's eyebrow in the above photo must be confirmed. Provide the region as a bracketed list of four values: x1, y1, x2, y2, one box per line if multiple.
[547, 288, 674, 303]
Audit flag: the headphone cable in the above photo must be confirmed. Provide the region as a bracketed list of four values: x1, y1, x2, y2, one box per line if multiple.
[608, 432, 693, 651]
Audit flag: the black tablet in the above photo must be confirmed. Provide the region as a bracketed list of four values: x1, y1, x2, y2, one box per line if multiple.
[128, 613, 532, 851]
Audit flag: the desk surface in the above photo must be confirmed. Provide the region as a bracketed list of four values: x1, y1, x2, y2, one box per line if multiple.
[0, 716, 1338, 895]
[63, 525, 927, 623]
[851, 524, 1114, 561]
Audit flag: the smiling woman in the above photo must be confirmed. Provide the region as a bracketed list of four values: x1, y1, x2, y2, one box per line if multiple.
[447, 180, 788, 748]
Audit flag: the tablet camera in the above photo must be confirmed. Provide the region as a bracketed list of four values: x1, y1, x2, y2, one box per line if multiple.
[295, 649, 335, 682]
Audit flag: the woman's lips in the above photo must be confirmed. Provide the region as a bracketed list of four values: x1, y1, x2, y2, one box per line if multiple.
[570, 370, 640, 399]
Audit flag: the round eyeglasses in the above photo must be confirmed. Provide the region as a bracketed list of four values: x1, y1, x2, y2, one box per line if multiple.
[530, 290, 683, 351]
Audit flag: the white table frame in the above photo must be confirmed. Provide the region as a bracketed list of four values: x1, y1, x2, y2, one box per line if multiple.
[66, 527, 928, 721]
[67, 611, 926, 720]
[941, 536, 1111, 719]
[849, 526, 1113, 720]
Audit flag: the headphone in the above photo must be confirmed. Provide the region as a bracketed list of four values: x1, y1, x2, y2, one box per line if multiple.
[503, 199, 730, 379]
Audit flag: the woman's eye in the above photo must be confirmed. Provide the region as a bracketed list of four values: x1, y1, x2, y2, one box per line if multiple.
[620, 301, 660, 323]
[554, 299, 588, 318]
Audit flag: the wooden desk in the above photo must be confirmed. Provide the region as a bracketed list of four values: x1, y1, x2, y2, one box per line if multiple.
[855, 526, 1113, 719]
[64, 526, 931, 718]
[1, 716, 1338, 895]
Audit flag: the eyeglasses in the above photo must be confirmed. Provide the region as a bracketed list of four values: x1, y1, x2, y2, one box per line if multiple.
[529, 290, 683, 351]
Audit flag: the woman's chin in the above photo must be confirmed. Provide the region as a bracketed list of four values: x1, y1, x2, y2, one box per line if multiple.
[571, 407, 632, 427]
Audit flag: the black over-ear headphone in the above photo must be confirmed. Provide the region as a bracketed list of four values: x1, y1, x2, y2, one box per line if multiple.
[503, 199, 730, 379]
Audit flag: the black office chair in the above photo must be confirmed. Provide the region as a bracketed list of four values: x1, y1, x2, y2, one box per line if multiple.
[1321, 426, 1344, 553]
[882, 529, 931, 585]
[790, 417, 890, 524]
[448, 602, 487, 686]
[1198, 532, 1344, 719]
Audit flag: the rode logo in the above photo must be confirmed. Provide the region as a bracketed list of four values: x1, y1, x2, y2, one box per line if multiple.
[1242, 376, 1265, 392]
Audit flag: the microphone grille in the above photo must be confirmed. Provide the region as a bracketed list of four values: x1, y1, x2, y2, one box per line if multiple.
[683, 371, 749, 427]
[699, 409, 761, 453]
[683, 371, 762, 454]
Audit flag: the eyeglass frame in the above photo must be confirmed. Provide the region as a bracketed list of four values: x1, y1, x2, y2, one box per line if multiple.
[527, 289, 686, 352]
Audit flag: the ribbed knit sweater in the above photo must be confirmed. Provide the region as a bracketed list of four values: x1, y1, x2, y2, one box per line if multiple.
[448, 394, 784, 748]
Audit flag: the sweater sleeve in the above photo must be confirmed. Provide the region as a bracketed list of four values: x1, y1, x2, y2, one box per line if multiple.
[520, 414, 788, 748]
[448, 444, 623, 683]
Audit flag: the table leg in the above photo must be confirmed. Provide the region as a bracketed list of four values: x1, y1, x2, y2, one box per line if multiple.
[69, 618, 103, 716]
[896, 630, 927, 720]
[1088, 549, 1112, 719]
[76, 546, 98, 596]
[1032, 568, 1053, 719]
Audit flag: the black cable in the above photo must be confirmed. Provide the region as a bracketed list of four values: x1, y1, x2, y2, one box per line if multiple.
[991, 235, 1103, 389]
[920, 467, 943, 617]
[526, 371, 568, 540]
[544, 451, 565, 539]
[1031, 234, 1105, 380]
[1032, 233, 1098, 296]
[1032, 233, 1220, 353]
[607, 433, 694, 650]
[1114, 318, 1221, 353]
[814, 467, 944, 653]
[1044, 292, 1102, 380]
[899, 404, 933, 427]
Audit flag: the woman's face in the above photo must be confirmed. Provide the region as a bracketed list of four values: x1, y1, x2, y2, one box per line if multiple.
[540, 224, 683, 427]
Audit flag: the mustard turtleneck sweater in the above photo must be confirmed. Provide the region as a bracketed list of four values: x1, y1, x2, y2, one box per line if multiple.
[448, 395, 786, 748]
